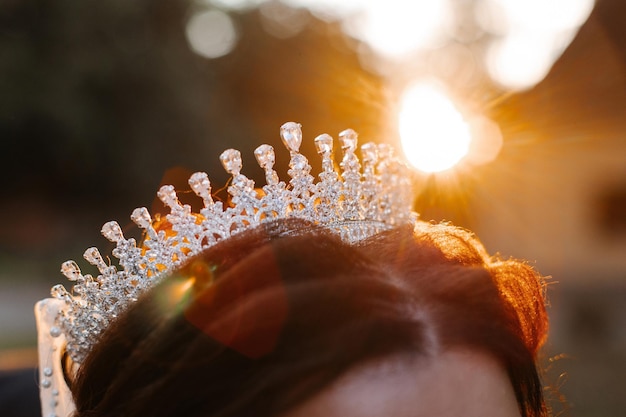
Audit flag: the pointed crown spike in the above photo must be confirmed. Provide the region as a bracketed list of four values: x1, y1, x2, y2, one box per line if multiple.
[188, 172, 213, 206]
[157, 185, 180, 209]
[101, 221, 124, 243]
[254, 144, 275, 169]
[314, 134, 333, 155]
[280, 122, 303, 152]
[131, 207, 152, 229]
[220, 149, 243, 175]
[339, 128, 358, 152]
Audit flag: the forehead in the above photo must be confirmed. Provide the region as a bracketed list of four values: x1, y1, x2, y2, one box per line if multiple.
[283, 350, 521, 417]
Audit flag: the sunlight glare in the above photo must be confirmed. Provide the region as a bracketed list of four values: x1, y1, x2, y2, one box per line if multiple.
[399, 82, 471, 173]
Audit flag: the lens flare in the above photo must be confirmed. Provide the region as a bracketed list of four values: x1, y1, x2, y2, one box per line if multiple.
[399, 81, 471, 173]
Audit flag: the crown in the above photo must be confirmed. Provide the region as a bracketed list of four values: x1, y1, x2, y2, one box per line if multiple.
[46, 122, 416, 365]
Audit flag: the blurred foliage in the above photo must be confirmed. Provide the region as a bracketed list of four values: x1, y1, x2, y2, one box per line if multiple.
[0, 0, 386, 261]
[1, 0, 214, 205]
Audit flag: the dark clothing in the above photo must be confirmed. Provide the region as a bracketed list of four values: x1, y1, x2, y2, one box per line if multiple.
[0, 369, 40, 417]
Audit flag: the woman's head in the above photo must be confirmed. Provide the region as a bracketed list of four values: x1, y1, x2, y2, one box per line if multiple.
[71, 219, 548, 417]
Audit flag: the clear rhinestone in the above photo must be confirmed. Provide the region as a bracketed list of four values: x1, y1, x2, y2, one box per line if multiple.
[157, 185, 178, 208]
[254, 144, 275, 169]
[361, 142, 377, 164]
[73, 284, 85, 294]
[41, 379, 51, 389]
[52, 389, 59, 396]
[290, 154, 308, 170]
[101, 221, 124, 242]
[220, 149, 242, 175]
[131, 207, 152, 229]
[265, 170, 279, 186]
[49, 326, 61, 338]
[232, 175, 252, 191]
[43, 367, 53, 377]
[189, 172, 213, 206]
[50, 284, 69, 300]
[83, 247, 103, 266]
[189, 172, 210, 195]
[377, 143, 391, 159]
[314, 134, 333, 155]
[60, 260, 81, 281]
[339, 128, 358, 152]
[280, 122, 302, 152]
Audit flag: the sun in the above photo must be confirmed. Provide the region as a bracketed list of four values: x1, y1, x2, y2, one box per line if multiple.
[398, 81, 471, 173]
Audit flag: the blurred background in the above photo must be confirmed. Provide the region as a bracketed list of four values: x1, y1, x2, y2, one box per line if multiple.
[0, 0, 624, 415]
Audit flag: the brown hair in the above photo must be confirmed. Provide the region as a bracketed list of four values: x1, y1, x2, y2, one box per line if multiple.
[71, 219, 548, 417]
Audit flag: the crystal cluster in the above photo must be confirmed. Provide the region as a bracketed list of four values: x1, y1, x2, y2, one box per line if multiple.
[51, 122, 416, 364]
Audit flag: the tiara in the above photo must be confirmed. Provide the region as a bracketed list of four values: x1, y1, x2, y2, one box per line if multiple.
[35, 122, 416, 417]
[43, 122, 416, 371]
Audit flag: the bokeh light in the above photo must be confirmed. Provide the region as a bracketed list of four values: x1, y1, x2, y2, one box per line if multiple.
[200, 0, 594, 90]
[186, 10, 239, 59]
[486, 32, 557, 90]
[342, 0, 452, 57]
[259, 2, 310, 39]
[479, 0, 595, 89]
[484, 0, 595, 32]
[398, 81, 471, 173]
[207, 0, 264, 11]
